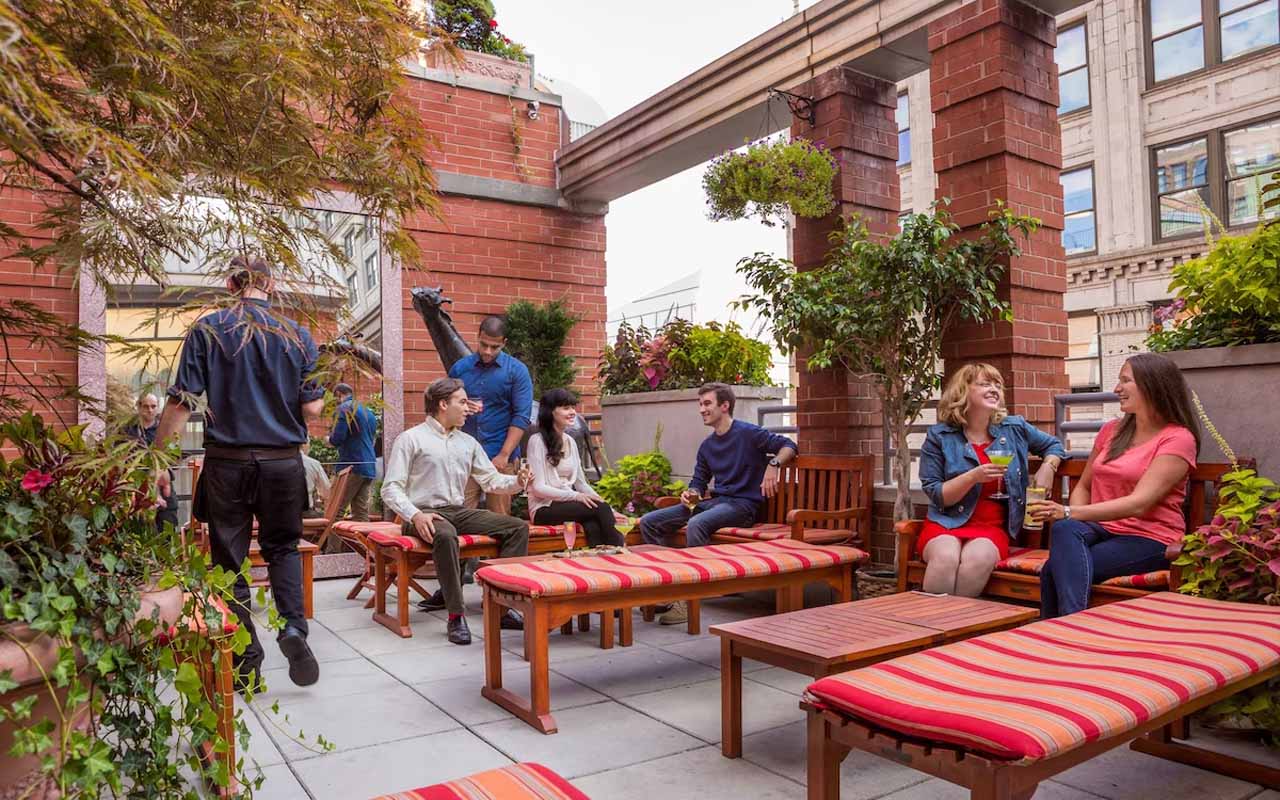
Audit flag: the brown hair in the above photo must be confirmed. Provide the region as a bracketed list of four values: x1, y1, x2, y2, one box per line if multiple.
[698, 382, 735, 415]
[228, 255, 271, 292]
[1105, 353, 1201, 461]
[424, 377, 465, 417]
[937, 363, 1009, 428]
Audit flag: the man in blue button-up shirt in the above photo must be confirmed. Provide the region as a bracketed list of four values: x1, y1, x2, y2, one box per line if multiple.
[328, 382, 378, 523]
[448, 315, 533, 516]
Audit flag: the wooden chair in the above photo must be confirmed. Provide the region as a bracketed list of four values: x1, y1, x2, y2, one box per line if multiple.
[310, 465, 353, 549]
[894, 460, 1233, 604]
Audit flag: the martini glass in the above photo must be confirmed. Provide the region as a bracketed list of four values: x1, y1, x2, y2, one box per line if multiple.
[987, 442, 1013, 500]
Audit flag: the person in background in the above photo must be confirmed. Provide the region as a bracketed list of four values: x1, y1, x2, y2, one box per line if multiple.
[526, 388, 624, 547]
[124, 392, 180, 532]
[638, 382, 797, 625]
[328, 382, 377, 522]
[1029, 353, 1199, 617]
[917, 364, 1066, 597]
[381, 378, 532, 646]
[154, 255, 324, 691]
[300, 441, 330, 519]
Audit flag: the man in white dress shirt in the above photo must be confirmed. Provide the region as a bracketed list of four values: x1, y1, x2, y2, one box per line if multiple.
[381, 377, 531, 645]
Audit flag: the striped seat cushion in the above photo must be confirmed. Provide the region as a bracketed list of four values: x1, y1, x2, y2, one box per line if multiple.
[1100, 570, 1170, 588]
[366, 530, 498, 551]
[995, 547, 1048, 574]
[332, 520, 402, 537]
[476, 539, 867, 598]
[530, 524, 584, 538]
[713, 524, 853, 545]
[804, 592, 1280, 764]
[368, 762, 588, 800]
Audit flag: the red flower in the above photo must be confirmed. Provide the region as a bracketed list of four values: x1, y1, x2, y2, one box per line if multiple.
[21, 469, 54, 494]
[489, 18, 498, 28]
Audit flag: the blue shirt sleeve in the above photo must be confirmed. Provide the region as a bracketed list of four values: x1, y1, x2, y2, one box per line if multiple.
[167, 319, 212, 408]
[690, 445, 711, 495]
[329, 402, 350, 446]
[919, 427, 947, 510]
[509, 361, 533, 430]
[298, 327, 325, 403]
[749, 424, 797, 456]
[1020, 417, 1068, 460]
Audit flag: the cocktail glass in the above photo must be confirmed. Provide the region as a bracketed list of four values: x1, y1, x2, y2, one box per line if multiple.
[562, 523, 577, 553]
[987, 444, 1013, 500]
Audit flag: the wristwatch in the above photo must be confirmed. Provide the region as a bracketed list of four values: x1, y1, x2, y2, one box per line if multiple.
[768, 457, 782, 468]
[1062, 505, 1072, 520]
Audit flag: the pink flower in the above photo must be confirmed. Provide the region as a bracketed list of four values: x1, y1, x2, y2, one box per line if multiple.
[489, 18, 498, 28]
[22, 469, 53, 494]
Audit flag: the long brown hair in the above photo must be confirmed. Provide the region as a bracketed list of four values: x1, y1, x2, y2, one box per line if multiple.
[1105, 353, 1201, 461]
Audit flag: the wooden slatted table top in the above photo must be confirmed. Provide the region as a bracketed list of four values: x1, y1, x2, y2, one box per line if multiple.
[710, 592, 1037, 669]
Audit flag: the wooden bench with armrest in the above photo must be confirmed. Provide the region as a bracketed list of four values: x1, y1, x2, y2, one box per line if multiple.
[894, 460, 1233, 604]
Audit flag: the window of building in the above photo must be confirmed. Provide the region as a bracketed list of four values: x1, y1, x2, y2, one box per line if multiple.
[343, 228, 357, 260]
[1061, 166, 1097, 255]
[1147, 0, 1279, 83]
[1152, 115, 1279, 238]
[897, 211, 911, 232]
[364, 215, 376, 239]
[364, 251, 379, 291]
[1224, 116, 1280, 225]
[896, 94, 911, 167]
[1057, 24, 1090, 114]
[345, 271, 359, 306]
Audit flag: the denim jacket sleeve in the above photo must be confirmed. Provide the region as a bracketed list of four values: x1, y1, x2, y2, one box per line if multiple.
[919, 427, 947, 510]
[1020, 417, 1068, 460]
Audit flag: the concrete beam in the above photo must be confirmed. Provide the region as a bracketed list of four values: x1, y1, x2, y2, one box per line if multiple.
[557, 0, 1087, 204]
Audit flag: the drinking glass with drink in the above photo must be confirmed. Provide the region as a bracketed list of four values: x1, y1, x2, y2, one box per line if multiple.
[1023, 486, 1046, 529]
[986, 439, 1013, 500]
[562, 522, 577, 552]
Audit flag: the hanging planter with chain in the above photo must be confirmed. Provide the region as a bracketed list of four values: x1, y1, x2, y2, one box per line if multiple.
[701, 138, 838, 227]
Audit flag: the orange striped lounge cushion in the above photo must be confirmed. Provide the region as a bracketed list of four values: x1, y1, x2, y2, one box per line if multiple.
[366, 530, 498, 551]
[475, 539, 867, 598]
[333, 520, 402, 537]
[995, 547, 1049, 574]
[529, 524, 585, 538]
[804, 592, 1280, 764]
[368, 762, 589, 800]
[714, 524, 854, 545]
[1100, 570, 1170, 588]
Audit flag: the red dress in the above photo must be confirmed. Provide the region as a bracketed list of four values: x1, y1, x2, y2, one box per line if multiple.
[916, 441, 1011, 560]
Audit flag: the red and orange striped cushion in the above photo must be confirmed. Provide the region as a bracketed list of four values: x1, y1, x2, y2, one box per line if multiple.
[333, 520, 402, 538]
[995, 547, 1049, 574]
[1100, 570, 1171, 588]
[366, 530, 498, 551]
[713, 524, 791, 539]
[529, 524, 585, 538]
[368, 762, 588, 800]
[713, 524, 854, 545]
[805, 592, 1280, 764]
[475, 539, 867, 598]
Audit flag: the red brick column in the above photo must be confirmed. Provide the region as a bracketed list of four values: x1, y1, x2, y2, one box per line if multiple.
[790, 67, 899, 462]
[929, 0, 1069, 428]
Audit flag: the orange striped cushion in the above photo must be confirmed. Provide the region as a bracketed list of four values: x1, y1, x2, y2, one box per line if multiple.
[713, 525, 853, 544]
[369, 762, 588, 800]
[1101, 570, 1170, 588]
[475, 540, 867, 598]
[804, 592, 1280, 764]
[365, 530, 498, 550]
[529, 524, 584, 538]
[714, 524, 790, 539]
[996, 547, 1048, 574]
[333, 520, 402, 537]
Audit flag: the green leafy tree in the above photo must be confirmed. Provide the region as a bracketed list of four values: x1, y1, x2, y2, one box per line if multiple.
[504, 299, 581, 396]
[736, 203, 1038, 521]
[431, 0, 527, 62]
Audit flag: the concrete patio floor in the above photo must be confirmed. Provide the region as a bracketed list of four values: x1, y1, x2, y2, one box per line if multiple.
[233, 578, 1280, 800]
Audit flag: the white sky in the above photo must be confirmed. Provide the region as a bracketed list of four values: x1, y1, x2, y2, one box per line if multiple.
[499, 1, 821, 320]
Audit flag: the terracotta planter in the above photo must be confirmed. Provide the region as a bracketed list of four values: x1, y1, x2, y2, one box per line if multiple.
[599, 386, 787, 480]
[0, 586, 184, 799]
[1163, 342, 1280, 479]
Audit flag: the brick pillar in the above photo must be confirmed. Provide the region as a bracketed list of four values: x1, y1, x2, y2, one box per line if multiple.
[790, 67, 899, 463]
[930, 0, 1069, 429]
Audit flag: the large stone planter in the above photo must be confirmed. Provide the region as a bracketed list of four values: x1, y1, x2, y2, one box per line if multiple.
[1164, 342, 1280, 479]
[599, 386, 787, 480]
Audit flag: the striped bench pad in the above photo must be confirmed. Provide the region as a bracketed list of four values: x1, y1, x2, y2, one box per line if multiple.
[804, 592, 1280, 764]
[995, 547, 1049, 574]
[714, 524, 853, 544]
[332, 520, 402, 537]
[1100, 570, 1170, 588]
[368, 762, 588, 800]
[367, 531, 498, 550]
[476, 539, 867, 598]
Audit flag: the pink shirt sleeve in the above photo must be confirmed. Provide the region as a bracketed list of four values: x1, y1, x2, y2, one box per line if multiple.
[1154, 425, 1198, 468]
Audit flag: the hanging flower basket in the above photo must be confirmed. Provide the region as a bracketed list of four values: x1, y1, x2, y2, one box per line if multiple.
[702, 138, 838, 227]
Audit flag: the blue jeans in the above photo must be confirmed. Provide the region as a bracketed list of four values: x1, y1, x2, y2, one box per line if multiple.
[639, 496, 759, 547]
[1040, 520, 1168, 618]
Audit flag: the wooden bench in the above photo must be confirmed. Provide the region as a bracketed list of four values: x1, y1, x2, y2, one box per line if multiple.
[895, 461, 1233, 604]
[366, 762, 589, 800]
[801, 592, 1280, 799]
[476, 539, 868, 734]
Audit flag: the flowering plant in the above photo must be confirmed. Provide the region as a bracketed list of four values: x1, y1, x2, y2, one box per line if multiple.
[430, 0, 527, 62]
[702, 138, 838, 227]
[593, 446, 685, 516]
[598, 319, 773, 396]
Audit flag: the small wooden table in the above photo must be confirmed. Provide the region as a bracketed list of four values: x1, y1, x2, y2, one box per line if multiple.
[710, 592, 1037, 758]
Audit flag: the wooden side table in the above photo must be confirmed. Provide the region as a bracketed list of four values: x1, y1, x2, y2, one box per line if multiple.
[710, 592, 1037, 758]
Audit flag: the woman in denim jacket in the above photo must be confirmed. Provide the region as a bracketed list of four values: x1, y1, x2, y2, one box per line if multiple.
[917, 364, 1068, 596]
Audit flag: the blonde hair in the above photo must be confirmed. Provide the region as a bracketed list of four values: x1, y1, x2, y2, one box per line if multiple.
[937, 363, 1008, 428]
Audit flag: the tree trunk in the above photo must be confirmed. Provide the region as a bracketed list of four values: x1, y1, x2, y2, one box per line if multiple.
[892, 415, 913, 522]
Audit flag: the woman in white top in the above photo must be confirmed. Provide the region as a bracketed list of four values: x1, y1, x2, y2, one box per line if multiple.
[526, 388, 625, 546]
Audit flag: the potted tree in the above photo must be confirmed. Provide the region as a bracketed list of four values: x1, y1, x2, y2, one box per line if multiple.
[1146, 210, 1280, 478]
[735, 202, 1039, 523]
[596, 320, 781, 480]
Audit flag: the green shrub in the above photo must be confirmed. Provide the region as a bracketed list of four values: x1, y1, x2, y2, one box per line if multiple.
[431, 0, 527, 62]
[702, 138, 837, 227]
[593, 448, 685, 516]
[504, 298, 581, 396]
[598, 319, 773, 396]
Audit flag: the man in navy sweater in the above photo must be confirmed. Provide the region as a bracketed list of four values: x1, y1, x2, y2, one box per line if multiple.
[639, 383, 797, 624]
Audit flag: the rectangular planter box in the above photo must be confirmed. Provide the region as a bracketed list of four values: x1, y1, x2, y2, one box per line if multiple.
[1163, 342, 1280, 480]
[599, 386, 786, 480]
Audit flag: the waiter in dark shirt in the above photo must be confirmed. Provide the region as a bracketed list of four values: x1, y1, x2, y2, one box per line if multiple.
[154, 256, 325, 690]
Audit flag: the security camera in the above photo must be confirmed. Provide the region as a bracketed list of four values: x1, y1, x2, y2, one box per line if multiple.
[526, 100, 540, 120]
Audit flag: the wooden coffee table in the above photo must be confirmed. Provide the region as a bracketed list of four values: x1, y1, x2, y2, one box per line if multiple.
[710, 591, 1037, 758]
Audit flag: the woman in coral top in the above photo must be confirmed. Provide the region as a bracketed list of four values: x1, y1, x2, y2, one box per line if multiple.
[918, 364, 1066, 596]
[1029, 353, 1200, 617]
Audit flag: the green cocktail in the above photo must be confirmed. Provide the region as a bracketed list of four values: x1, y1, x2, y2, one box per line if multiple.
[987, 447, 1013, 499]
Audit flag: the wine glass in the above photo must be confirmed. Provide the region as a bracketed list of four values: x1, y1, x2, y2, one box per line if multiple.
[562, 522, 577, 553]
[986, 439, 1013, 500]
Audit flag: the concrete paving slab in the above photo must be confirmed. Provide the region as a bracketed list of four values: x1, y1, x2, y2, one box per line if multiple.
[471, 701, 702, 779]
[333, 619, 462, 656]
[238, 703, 287, 769]
[745, 666, 820, 696]
[261, 684, 459, 760]
[258, 622, 360, 672]
[622, 677, 804, 743]
[1054, 746, 1261, 800]
[245, 764, 308, 800]
[415, 667, 607, 726]
[255, 655, 401, 704]
[572, 745, 804, 799]
[375, 641, 490, 684]
[550, 645, 720, 698]
[291, 728, 511, 800]
[741, 721, 928, 800]
[311, 603, 389, 632]
[500, 625, 641, 665]
[878, 778, 1104, 799]
[657, 636, 772, 672]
